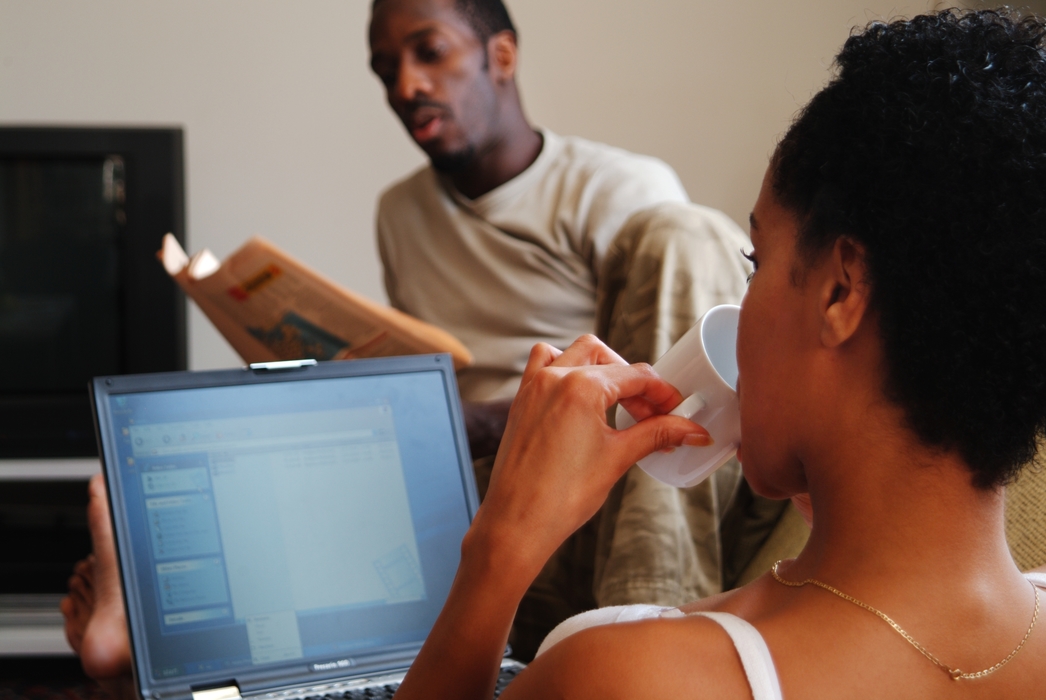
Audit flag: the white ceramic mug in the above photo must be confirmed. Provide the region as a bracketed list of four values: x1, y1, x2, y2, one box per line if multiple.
[615, 304, 741, 488]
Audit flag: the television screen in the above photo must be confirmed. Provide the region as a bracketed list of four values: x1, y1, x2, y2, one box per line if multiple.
[0, 156, 124, 392]
[0, 128, 186, 459]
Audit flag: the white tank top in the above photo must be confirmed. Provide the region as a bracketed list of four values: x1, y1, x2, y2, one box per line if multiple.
[536, 572, 1046, 700]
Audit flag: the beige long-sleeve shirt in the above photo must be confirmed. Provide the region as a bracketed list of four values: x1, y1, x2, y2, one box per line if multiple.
[377, 129, 688, 401]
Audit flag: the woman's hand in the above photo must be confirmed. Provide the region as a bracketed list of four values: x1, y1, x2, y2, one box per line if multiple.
[471, 335, 712, 582]
[393, 336, 710, 700]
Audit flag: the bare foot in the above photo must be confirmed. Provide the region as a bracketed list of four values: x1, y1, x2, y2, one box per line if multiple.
[60, 474, 136, 700]
[61, 555, 97, 654]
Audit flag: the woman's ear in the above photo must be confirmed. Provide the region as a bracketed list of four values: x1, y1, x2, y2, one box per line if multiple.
[488, 31, 518, 83]
[820, 236, 871, 348]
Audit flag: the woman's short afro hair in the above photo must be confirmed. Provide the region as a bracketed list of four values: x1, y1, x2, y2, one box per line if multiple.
[773, 9, 1046, 489]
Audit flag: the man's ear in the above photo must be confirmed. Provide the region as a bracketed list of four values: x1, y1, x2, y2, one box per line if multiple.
[819, 236, 871, 348]
[487, 31, 518, 83]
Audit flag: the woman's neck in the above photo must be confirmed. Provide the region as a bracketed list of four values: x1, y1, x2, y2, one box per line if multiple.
[790, 418, 1019, 593]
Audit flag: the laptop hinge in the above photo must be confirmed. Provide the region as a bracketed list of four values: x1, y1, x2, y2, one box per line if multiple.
[192, 685, 242, 700]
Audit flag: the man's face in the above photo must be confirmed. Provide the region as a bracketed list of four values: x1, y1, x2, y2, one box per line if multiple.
[369, 0, 501, 172]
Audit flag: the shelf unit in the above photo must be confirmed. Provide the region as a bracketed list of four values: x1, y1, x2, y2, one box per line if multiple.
[0, 458, 100, 656]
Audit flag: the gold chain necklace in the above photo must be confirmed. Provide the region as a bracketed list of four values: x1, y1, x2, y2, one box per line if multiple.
[770, 560, 1039, 681]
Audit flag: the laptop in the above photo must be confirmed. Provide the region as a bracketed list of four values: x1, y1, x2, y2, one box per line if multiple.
[91, 355, 524, 700]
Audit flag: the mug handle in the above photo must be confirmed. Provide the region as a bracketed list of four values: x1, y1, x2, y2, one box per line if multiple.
[669, 393, 706, 421]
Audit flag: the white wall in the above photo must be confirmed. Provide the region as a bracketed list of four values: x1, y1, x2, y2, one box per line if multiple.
[0, 0, 944, 370]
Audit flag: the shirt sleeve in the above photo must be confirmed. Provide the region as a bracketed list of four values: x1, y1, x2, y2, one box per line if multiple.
[575, 155, 689, 276]
[375, 190, 405, 312]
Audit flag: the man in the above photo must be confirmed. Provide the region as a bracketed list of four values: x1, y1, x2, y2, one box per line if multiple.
[372, 0, 715, 658]
[369, 0, 688, 412]
[62, 0, 712, 685]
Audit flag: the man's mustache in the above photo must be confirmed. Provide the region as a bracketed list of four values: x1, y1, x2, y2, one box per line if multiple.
[401, 99, 452, 119]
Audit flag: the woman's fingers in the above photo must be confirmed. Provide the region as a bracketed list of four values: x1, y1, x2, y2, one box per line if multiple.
[586, 361, 685, 414]
[519, 343, 564, 388]
[544, 337, 688, 418]
[520, 337, 689, 421]
[514, 360, 709, 469]
[548, 334, 629, 369]
[615, 373, 685, 423]
[518, 339, 693, 437]
[609, 414, 712, 470]
[520, 336, 628, 389]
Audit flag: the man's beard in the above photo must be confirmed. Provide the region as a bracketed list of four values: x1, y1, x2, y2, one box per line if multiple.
[430, 144, 477, 173]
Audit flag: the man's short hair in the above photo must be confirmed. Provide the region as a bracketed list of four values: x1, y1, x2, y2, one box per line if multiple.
[453, 0, 516, 42]
[372, 0, 517, 43]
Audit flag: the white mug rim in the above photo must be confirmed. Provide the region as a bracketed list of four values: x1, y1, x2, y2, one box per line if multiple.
[694, 304, 740, 395]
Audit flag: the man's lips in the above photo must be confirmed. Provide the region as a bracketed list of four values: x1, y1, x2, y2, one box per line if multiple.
[411, 114, 443, 143]
[404, 104, 449, 144]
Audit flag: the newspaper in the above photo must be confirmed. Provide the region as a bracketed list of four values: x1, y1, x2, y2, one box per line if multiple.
[158, 234, 473, 370]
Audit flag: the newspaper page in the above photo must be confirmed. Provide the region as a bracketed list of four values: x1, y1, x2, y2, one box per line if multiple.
[159, 234, 473, 369]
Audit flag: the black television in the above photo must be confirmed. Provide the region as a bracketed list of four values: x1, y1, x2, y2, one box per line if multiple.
[0, 127, 187, 471]
[0, 128, 187, 628]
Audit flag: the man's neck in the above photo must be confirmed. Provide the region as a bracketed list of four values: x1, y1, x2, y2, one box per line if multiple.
[448, 117, 543, 200]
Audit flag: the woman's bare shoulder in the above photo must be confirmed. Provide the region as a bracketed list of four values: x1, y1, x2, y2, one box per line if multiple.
[676, 571, 779, 617]
[500, 614, 753, 700]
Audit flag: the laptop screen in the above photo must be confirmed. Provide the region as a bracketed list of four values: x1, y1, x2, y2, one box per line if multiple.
[96, 361, 475, 688]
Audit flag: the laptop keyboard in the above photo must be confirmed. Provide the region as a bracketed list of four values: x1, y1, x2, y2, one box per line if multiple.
[300, 663, 524, 700]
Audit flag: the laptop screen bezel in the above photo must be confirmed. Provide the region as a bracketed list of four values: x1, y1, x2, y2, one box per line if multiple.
[91, 354, 478, 700]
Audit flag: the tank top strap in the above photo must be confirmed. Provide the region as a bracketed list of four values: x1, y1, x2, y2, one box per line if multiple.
[1026, 572, 1046, 590]
[672, 610, 783, 700]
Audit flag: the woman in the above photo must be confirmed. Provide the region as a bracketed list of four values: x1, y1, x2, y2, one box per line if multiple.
[393, 9, 1046, 699]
